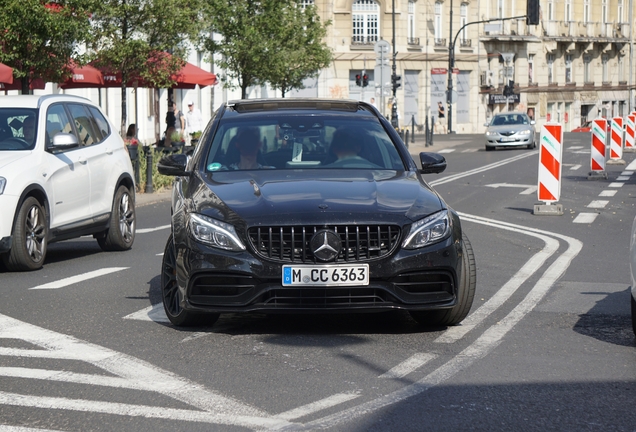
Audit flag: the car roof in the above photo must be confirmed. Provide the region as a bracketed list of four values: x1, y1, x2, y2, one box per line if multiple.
[493, 112, 527, 116]
[0, 94, 92, 109]
[226, 98, 365, 114]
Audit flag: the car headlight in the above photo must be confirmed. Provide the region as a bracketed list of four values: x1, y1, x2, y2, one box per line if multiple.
[0, 177, 5, 195]
[189, 213, 246, 251]
[402, 210, 451, 249]
[517, 130, 532, 136]
[486, 131, 498, 136]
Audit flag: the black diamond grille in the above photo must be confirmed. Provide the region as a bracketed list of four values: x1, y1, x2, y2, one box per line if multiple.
[247, 225, 401, 263]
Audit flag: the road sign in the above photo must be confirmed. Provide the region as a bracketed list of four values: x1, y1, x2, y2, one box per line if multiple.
[374, 40, 391, 55]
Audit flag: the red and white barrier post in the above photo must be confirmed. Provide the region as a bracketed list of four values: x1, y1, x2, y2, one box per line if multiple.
[625, 114, 636, 153]
[588, 118, 608, 180]
[607, 117, 626, 165]
[534, 124, 564, 215]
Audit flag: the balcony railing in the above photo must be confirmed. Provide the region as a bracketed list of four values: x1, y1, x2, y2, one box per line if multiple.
[351, 35, 379, 45]
[407, 37, 420, 45]
[434, 38, 447, 47]
[460, 39, 472, 47]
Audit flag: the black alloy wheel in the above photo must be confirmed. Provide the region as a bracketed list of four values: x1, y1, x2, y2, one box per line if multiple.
[97, 185, 135, 251]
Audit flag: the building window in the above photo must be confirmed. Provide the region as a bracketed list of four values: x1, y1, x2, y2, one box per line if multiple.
[584, 0, 590, 23]
[618, 0, 624, 23]
[547, 54, 555, 84]
[565, 54, 572, 83]
[565, 0, 572, 22]
[602, 54, 609, 83]
[528, 54, 534, 84]
[602, 0, 608, 23]
[352, 0, 379, 44]
[460, 3, 467, 42]
[584, 54, 591, 83]
[299, 0, 314, 7]
[547, 0, 554, 21]
[408, 1, 415, 40]
[619, 56, 624, 82]
[435, 2, 443, 40]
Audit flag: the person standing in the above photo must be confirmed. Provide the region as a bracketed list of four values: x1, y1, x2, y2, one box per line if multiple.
[185, 100, 203, 144]
[173, 102, 185, 141]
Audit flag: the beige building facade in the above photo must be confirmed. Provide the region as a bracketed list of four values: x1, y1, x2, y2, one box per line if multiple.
[301, 0, 635, 133]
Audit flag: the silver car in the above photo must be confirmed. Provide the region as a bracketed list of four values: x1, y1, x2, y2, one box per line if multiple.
[484, 112, 536, 151]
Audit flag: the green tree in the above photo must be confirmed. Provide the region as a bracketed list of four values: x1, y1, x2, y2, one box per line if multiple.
[266, 3, 331, 98]
[0, 0, 93, 94]
[89, 0, 204, 137]
[204, 0, 331, 99]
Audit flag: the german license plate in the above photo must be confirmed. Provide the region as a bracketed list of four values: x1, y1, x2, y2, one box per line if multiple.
[500, 137, 516, 142]
[282, 264, 369, 287]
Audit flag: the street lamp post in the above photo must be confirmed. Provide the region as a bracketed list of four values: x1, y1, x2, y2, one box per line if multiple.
[446, 0, 454, 134]
[391, 0, 399, 128]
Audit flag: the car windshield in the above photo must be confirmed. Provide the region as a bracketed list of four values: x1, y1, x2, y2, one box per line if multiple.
[491, 114, 529, 126]
[0, 108, 38, 151]
[205, 114, 406, 171]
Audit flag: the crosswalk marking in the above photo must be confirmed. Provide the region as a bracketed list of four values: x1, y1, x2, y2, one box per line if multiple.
[608, 182, 624, 188]
[587, 200, 608, 209]
[599, 190, 617, 197]
[30, 268, 128, 290]
[573, 213, 598, 224]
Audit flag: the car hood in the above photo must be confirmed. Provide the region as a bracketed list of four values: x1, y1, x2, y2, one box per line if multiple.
[193, 170, 445, 226]
[487, 124, 533, 133]
[0, 151, 32, 170]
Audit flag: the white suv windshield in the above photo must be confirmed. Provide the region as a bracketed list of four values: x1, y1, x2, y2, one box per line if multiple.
[0, 108, 38, 151]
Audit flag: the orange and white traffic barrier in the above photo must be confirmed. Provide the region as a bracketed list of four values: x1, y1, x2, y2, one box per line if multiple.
[534, 124, 563, 215]
[610, 117, 623, 160]
[588, 119, 608, 180]
[626, 114, 636, 151]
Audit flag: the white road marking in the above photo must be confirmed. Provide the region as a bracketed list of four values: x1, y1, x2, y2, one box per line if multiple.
[275, 393, 360, 421]
[136, 224, 170, 234]
[430, 152, 537, 187]
[599, 190, 617, 197]
[437, 149, 455, 153]
[29, 268, 128, 290]
[301, 216, 582, 431]
[0, 426, 62, 432]
[180, 332, 211, 343]
[378, 353, 436, 379]
[568, 146, 583, 149]
[123, 303, 169, 323]
[620, 171, 634, 176]
[608, 182, 624, 188]
[616, 176, 630, 181]
[573, 213, 599, 224]
[572, 150, 591, 154]
[157, 253, 164, 256]
[461, 149, 478, 153]
[485, 183, 537, 195]
[569, 164, 581, 171]
[587, 200, 609, 209]
[0, 313, 288, 429]
[626, 159, 636, 170]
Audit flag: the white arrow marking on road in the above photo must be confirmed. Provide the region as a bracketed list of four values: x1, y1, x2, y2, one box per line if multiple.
[485, 183, 538, 195]
[29, 268, 129, 290]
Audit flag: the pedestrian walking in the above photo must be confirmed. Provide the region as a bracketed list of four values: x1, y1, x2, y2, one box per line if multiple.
[185, 100, 203, 144]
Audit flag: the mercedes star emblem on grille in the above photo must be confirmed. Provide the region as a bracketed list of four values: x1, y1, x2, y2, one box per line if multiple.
[310, 229, 341, 262]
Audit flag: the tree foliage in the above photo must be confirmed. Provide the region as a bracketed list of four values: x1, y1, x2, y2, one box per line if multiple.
[0, 0, 94, 93]
[204, 0, 331, 99]
[89, 0, 205, 135]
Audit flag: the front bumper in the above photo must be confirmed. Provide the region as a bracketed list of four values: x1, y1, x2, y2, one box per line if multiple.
[175, 235, 462, 314]
[485, 133, 534, 147]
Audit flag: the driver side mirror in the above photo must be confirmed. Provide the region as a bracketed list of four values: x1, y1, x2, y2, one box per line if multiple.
[419, 152, 447, 174]
[157, 153, 191, 177]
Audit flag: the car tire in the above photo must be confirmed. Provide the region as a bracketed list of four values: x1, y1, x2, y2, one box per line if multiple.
[485, 146, 494, 151]
[631, 294, 636, 337]
[3, 197, 48, 271]
[97, 185, 136, 251]
[527, 140, 537, 149]
[161, 234, 219, 327]
[409, 234, 477, 327]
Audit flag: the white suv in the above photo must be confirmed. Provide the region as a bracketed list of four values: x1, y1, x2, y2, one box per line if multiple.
[0, 95, 136, 271]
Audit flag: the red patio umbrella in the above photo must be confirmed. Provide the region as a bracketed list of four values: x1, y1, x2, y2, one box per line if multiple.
[59, 62, 104, 89]
[93, 60, 216, 89]
[0, 77, 46, 91]
[0, 63, 13, 84]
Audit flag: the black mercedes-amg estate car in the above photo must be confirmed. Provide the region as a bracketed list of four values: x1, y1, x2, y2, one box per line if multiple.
[158, 99, 476, 327]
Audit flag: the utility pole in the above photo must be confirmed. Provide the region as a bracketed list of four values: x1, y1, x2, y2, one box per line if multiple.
[446, 0, 453, 134]
[390, 0, 398, 128]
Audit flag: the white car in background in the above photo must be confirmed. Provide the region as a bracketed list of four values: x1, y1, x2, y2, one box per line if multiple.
[0, 95, 136, 271]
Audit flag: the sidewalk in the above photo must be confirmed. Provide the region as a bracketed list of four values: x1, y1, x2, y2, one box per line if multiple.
[135, 189, 172, 207]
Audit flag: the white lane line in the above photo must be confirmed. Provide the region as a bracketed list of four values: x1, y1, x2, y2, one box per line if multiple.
[430, 152, 537, 187]
[301, 216, 583, 431]
[157, 253, 164, 256]
[599, 190, 617, 197]
[569, 164, 581, 171]
[572, 150, 591, 154]
[587, 200, 609, 209]
[0, 313, 273, 424]
[568, 146, 584, 149]
[275, 393, 360, 421]
[378, 353, 436, 379]
[485, 183, 537, 195]
[0, 426, 62, 432]
[620, 171, 634, 176]
[435, 216, 559, 344]
[29, 268, 128, 290]
[609, 182, 624, 188]
[137, 224, 170, 234]
[437, 149, 455, 153]
[461, 149, 478, 153]
[573, 213, 599, 224]
[616, 176, 631, 181]
[0, 367, 142, 389]
[123, 303, 169, 323]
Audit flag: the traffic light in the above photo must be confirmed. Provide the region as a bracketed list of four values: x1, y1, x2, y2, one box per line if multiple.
[392, 74, 402, 92]
[355, 74, 362, 86]
[527, 0, 540, 25]
[362, 74, 369, 87]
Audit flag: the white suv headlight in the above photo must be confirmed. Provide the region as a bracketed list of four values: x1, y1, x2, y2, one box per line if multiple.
[402, 210, 451, 249]
[189, 213, 246, 251]
[0, 177, 5, 195]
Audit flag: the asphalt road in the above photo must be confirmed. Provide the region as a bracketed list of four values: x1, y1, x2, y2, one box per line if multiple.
[1, 131, 635, 431]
